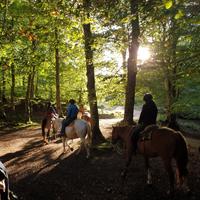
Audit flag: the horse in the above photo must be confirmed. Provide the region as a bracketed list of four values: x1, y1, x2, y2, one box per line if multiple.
[111, 125, 190, 195]
[53, 118, 92, 158]
[41, 114, 57, 144]
[78, 109, 93, 126]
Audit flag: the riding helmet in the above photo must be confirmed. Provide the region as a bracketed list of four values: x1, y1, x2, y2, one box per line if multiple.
[69, 99, 76, 104]
[143, 93, 153, 102]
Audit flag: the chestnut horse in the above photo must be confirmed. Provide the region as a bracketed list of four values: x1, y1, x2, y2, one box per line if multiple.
[41, 114, 57, 144]
[111, 125, 190, 195]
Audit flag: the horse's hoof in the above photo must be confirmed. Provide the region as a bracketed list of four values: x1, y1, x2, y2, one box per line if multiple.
[86, 154, 90, 159]
[147, 180, 152, 185]
[43, 140, 48, 145]
[186, 189, 192, 197]
[166, 190, 174, 198]
[120, 171, 126, 179]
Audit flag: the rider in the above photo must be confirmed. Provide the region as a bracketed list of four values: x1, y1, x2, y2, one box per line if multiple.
[0, 161, 17, 200]
[59, 99, 79, 136]
[132, 93, 158, 153]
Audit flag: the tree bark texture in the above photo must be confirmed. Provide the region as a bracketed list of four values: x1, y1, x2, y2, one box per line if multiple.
[1, 65, 6, 103]
[25, 73, 31, 123]
[10, 63, 15, 110]
[83, 0, 105, 144]
[165, 18, 180, 130]
[124, 0, 140, 125]
[55, 28, 62, 116]
[30, 65, 35, 99]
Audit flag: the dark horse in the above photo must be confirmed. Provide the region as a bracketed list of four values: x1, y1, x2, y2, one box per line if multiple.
[111, 125, 190, 195]
[41, 115, 56, 144]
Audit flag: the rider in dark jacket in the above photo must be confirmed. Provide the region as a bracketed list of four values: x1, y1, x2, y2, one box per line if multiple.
[60, 99, 79, 136]
[132, 93, 158, 153]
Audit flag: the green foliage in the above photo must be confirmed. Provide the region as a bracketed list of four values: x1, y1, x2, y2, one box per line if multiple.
[0, 0, 199, 122]
[163, 0, 173, 9]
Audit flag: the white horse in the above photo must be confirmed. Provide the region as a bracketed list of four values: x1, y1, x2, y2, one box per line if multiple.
[53, 118, 92, 158]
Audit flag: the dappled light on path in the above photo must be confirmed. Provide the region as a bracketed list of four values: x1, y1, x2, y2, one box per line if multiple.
[0, 119, 200, 200]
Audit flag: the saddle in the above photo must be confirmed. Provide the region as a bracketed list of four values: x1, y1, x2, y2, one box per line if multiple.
[140, 125, 159, 141]
[68, 120, 75, 127]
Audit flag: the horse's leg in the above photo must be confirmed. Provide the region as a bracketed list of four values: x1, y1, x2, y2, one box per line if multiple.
[175, 167, 190, 193]
[175, 167, 181, 189]
[121, 141, 133, 179]
[181, 176, 190, 194]
[67, 140, 74, 151]
[62, 137, 73, 153]
[163, 158, 175, 195]
[47, 129, 50, 142]
[43, 135, 48, 144]
[175, 159, 190, 193]
[62, 137, 67, 153]
[52, 119, 56, 140]
[42, 131, 45, 143]
[145, 156, 152, 185]
[83, 138, 90, 158]
[76, 138, 84, 155]
[42, 129, 48, 144]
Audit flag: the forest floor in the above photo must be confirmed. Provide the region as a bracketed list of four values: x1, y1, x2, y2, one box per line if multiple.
[0, 118, 200, 200]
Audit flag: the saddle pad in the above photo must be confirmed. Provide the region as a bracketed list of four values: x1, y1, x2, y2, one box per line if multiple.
[140, 125, 159, 141]
[140, 131, 153, 141]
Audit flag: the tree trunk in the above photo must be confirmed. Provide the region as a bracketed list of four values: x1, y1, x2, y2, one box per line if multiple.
[83, 0, 105, 144]
[10, 63, 15, 110]
[2, 0, 7, 35]
[55, 28, 62, 116]
[25, 40, 37, 123]
[165, 17, 180, 131]
[124, 0, 140, 125]
[121, 49, 127, 80]
[30, 65, 36, 99]
[35, 72, 38, 97]
[25, 73, 31, 123]
[1, 64, 6, 103]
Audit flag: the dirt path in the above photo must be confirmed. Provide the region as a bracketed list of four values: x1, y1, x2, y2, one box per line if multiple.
[0, 119, 200, 200]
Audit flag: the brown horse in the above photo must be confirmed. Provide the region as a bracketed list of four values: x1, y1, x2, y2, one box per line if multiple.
[111, 125, 190, 195]
[41, 115, 57, 144]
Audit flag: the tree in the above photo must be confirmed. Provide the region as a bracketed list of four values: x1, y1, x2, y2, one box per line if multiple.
[124, 0, 140, 125]
[82, 0, 105, 143]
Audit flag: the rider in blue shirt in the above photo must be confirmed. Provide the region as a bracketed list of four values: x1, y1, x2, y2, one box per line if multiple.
[60, 99, 79, 136]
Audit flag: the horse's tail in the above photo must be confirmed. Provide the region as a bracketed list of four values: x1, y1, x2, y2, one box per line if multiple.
[174, 131, 188, 177]
[41, 118, 47, 136]
[86, 123, 92, 145]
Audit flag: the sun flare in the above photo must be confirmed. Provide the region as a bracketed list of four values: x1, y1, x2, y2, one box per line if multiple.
[137, 47, 151, 63]
[100, 46, 151, 75]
